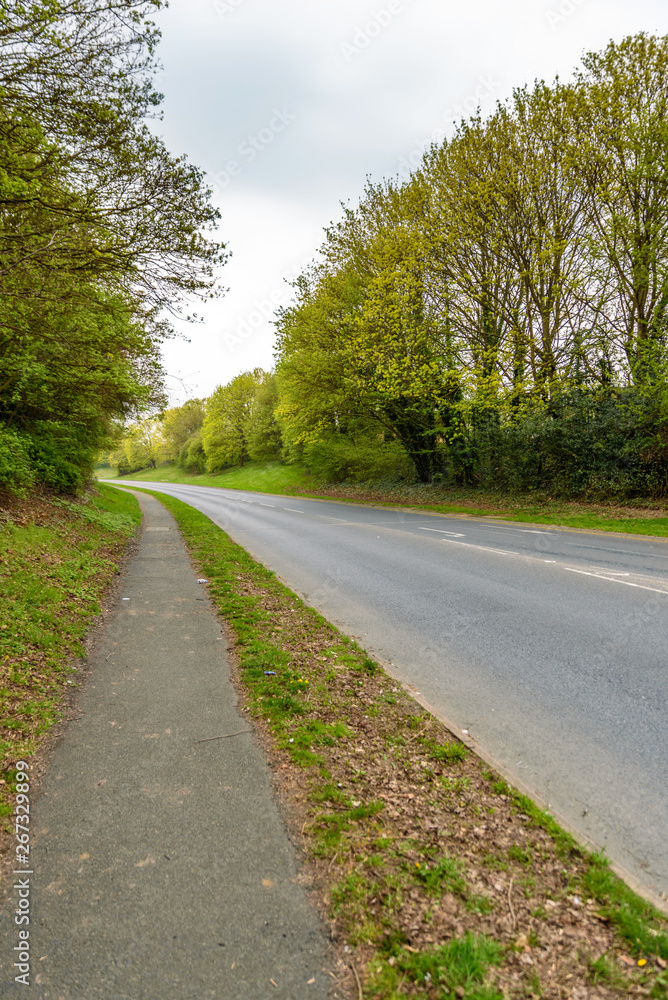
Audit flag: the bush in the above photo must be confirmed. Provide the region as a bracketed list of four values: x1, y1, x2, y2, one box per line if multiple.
[28, 422, 100, 493]
[452, 388, 668, 499]
[0, 429, 36, 496]
[178, 432, 207, 474]
[304, 435, 414, 484]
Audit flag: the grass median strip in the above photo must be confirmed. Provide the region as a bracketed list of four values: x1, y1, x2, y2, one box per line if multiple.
[131, 489, 668, 998]
[0, 484, 140, 830]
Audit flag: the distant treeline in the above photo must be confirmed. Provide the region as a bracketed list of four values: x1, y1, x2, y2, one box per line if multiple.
[119, 33, 668, 499]
[108, 370, 281, 476]
[0, 1, 224, 497]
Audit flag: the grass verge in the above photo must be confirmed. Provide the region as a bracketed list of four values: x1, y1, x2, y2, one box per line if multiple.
[0, 484, 140, 824]
[136, 486, 668, 1000]
[98, 459, 308, 494]
[289, 485, 668, 538]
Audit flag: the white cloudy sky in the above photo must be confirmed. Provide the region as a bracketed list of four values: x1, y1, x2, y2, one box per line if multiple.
[153, 0, 668, 403]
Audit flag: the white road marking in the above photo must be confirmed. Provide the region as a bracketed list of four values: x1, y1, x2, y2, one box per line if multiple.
[439, 539, 668, 592]
[259, 503, 275, 508]
[418, 527, 466, 537]
[441, 539, 513, 556]
[563, 567, 668, 595]
[283, 508, 305, 513]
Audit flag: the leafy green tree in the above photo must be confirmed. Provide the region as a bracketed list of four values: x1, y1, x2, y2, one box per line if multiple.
[573, 34, 668, 380]
[123, 416, 164, 471]
[0, 1, 227, 494]
[275, 267, 369, 460]
[202, 370, 265, 471]
[161, 399, 206, 462]
[247, 373, 283, 462]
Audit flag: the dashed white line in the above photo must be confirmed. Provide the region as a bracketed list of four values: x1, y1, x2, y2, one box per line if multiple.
[259, 503, 275, 508]
[283, 508, 305, 514]
[418, 527, 466, 538]
[563, 567, 668, 595]
[441, 539, 513, 556]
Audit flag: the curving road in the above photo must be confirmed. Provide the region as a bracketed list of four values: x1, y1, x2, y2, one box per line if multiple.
[110, 481, 668, 904]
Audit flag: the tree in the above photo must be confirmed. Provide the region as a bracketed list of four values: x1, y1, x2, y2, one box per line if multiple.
[0, 1, 226, 317]
[247, 373, 283, 462]
[123, 415, 164, 470]
[161, 399, 206, 461]
[202, 370, 265, 471]
[275, 267, 369, 460]
[574, 34, 668, 379]
[274, 33, 668, 498]
[0, 1, 227, 493]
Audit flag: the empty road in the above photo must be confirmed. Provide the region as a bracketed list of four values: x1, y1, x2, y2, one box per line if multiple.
[112, 481, 668, 904]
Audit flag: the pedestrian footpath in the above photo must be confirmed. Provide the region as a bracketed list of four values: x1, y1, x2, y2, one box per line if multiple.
[1, 492, 332, 999]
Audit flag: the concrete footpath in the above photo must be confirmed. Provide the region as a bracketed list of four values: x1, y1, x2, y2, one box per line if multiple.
[1, 492, 332, 999]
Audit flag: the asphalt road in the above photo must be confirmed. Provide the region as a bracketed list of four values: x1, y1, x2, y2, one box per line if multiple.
[112, 481, 668, 904]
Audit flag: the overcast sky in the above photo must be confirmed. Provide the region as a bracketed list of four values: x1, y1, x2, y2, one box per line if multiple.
[153, 0, 668, 403]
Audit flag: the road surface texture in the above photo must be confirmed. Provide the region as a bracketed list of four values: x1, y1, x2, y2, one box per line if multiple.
[0, 492, 332, 999]
[111, 481, 668, 907]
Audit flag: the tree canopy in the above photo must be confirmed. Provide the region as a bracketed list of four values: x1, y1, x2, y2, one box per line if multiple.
[109, 33, 668, 502]
[0, 0, 226, 495]
[273, 33, 668, 495]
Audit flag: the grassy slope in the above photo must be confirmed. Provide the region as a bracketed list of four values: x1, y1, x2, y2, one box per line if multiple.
[0, 484, 140, 823]
[98, 460, 308, 493]
[134, 486, 668, 1000]
[101, 461, 668, 538]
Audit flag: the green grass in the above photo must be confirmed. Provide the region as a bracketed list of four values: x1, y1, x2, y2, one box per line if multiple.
[0, 484, 140, 813]
[422, 503, 668, 537]
[99, 460, 309, 494]
[482, 770, 668, 963]
[369, 933, 504, 1000]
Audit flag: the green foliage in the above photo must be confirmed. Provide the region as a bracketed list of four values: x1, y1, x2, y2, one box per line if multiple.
[162, 400, 207, 462]
[414, 856, 469, 896]
[247, 374, 283, 461]
[271, 33, 668, 498]
[580, 858, 668, 959]
[372, 934, 504, 1000]
[0, 2, 226, 496]
[0, 429, 35, 496]
[304, 433, 413, 485]
[419, 736, 469, 764]
[202, 369, 269, 471]
[178, 432, 207, 474]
